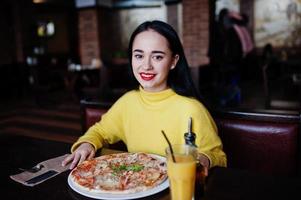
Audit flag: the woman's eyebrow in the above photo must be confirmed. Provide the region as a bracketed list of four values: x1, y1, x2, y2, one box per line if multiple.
[133, 49, 166, 55]
[152, 50, 166, 54]
[133, 49, 143, 53]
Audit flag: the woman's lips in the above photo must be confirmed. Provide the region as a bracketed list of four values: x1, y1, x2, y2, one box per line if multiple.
[140, 72, 156, 81]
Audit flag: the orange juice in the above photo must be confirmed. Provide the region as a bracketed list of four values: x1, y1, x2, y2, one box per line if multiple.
[167, 154, 196, 200]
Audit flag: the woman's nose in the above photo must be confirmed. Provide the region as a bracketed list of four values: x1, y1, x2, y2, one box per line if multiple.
[142, 58, 153, 70]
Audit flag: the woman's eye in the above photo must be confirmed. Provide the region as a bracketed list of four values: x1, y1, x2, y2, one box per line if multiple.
[153, 55, 163, 61]
[134, 54, 143, 59]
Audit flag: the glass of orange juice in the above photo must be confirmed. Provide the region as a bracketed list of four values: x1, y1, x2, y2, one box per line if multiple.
[165, 144, 198, 200]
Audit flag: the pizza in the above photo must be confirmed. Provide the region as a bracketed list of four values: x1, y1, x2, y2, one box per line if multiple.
[69, 152, 167, 194]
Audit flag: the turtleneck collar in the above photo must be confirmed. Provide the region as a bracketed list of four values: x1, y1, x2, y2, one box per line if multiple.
[139, 86, 176, 105]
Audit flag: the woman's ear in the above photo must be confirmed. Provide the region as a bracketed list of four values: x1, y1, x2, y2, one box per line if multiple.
[170, 54, 179, 70]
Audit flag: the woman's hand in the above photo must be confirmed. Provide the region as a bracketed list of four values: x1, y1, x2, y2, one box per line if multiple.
[197, 153, 210, 177]
[62, 142, 95, 170]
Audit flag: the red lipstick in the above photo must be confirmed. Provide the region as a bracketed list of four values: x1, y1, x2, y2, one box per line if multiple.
[140, 72, 156, 81]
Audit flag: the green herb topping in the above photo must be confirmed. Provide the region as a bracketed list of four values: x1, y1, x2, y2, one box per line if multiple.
[112, 164, 144, 174]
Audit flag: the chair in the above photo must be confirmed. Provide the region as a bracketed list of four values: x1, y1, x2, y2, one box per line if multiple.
[80, 99, 127, 151]
[80, 99, 111, 132]
[212, 108, 301, 176]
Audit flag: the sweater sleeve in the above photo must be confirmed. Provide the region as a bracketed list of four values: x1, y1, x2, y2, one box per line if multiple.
[71, 96, 127, 152]
[193, 105, 227, 168]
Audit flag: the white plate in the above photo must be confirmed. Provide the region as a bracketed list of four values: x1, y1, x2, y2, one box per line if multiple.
[67, 154, 169, 200]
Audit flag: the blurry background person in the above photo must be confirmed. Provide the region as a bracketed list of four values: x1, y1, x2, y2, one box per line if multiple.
[209, 8, 254, 107]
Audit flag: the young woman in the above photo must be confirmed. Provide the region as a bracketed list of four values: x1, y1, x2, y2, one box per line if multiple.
[62, 20, 227, 170]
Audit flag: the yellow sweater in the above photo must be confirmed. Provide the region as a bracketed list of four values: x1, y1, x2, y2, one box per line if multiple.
[72, 88, 227, 167]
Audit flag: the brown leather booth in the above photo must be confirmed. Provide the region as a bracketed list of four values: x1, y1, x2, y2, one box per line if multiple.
[212, 109, 300, 176]
[80, 99, 127, 150]
[80, 100, 111, 133]
[80, 99, 301, 177]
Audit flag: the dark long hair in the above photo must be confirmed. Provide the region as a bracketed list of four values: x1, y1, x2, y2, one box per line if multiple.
[128, 20, 201, 100]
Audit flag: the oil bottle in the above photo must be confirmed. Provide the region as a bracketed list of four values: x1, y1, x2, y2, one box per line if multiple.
[184, 117, 204, 199]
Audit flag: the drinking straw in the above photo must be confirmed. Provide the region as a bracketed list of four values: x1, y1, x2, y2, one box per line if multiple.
[161, 130, 176, 163]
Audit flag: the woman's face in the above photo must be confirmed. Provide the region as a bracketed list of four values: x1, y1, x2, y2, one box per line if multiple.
[131, 29, 179, 92]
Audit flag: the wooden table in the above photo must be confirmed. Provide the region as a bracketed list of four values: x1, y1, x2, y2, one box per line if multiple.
[2, 133, 301, 200]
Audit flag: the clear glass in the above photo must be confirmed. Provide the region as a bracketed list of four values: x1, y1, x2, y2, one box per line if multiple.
[165, 144, 197, 200]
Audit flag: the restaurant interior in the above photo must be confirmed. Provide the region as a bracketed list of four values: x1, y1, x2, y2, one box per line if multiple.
[0, 0, 301, 140]
[1, 0, 301, 109]
[1, 0, 301, 199]
[0, 0, 300, 136]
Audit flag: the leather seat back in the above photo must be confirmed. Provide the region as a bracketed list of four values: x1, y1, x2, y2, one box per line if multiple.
[80, 99, 127, 151]
[80, 100, 111, 132]
[212, 110, 300, 176]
